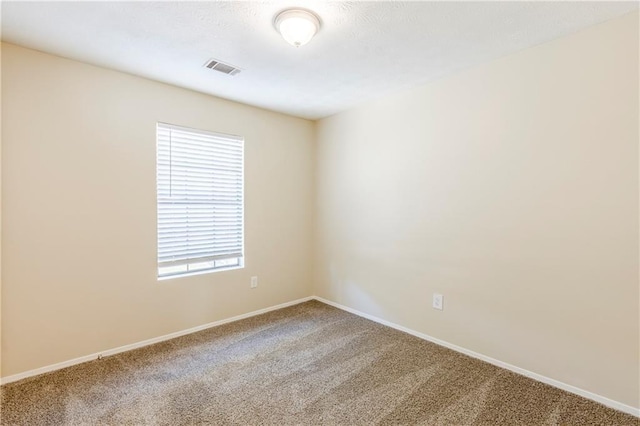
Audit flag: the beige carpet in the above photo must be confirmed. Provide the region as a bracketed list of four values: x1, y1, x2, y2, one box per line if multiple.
[1, 300, 637, 425]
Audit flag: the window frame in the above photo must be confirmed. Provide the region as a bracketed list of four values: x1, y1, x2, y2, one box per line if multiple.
[156, 122, 245, 280]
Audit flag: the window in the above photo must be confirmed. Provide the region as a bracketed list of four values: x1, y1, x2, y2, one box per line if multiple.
[156, 123, 244, 278]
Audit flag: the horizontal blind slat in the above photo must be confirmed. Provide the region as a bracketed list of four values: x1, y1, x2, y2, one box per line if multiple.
[158, 145, 242, 161]
[159, 237, 242, 246]
[159, 244, 243, 254]
[159, 249, 242, 263]
[158, 253, 243, 268]
[159, 245, 243, 256]
[163, 231, 242, 241]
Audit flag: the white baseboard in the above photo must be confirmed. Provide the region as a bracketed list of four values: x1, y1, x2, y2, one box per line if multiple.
[312, 296, 640, 418]
[0, 296, 314, 385]
[3, 294, 638, 418]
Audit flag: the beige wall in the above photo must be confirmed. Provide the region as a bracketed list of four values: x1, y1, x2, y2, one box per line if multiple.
[1, 43, 315, 377]
[2, 10, 638, 411]
[314, 11, 639, 408]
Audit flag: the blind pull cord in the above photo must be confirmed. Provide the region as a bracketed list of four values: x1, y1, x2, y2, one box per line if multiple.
[169, 128, 173, 197]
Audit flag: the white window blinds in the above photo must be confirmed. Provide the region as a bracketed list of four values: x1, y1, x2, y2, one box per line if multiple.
[156, 123, 244, 278]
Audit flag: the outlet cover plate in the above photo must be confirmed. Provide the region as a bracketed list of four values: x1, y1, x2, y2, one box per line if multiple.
[433, 293, 443, 310]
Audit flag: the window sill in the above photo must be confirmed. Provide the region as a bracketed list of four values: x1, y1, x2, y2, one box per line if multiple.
[157, 265, 244, 281]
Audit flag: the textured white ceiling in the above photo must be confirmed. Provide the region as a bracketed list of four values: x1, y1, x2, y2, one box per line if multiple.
[2, 1, 637, 119]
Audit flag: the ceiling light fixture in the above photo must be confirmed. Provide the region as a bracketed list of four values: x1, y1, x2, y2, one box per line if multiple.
[274, 9, 321, 47]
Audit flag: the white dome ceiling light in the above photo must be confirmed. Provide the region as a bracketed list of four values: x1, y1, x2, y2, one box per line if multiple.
[274, 9, 321, 47]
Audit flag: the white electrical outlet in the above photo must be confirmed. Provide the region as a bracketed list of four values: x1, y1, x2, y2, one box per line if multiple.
[433, 293, 443, 310]
[250, 276, 258, 289]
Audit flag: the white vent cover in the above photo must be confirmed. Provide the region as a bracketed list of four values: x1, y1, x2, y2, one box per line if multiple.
[204, 59, 241, 76]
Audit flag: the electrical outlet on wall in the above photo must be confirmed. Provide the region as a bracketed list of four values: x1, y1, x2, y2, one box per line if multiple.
[250, 276, 258, 289]
[433, 293, 443, 310]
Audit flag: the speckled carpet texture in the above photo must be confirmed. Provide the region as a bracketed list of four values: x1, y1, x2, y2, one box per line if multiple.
[1, 300, 637, 425]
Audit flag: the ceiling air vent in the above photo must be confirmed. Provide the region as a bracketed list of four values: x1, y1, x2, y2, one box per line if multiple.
[204, 59, 241, 76]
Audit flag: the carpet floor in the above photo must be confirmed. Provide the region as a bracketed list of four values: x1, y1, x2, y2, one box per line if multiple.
[1, 300, 637, 425]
